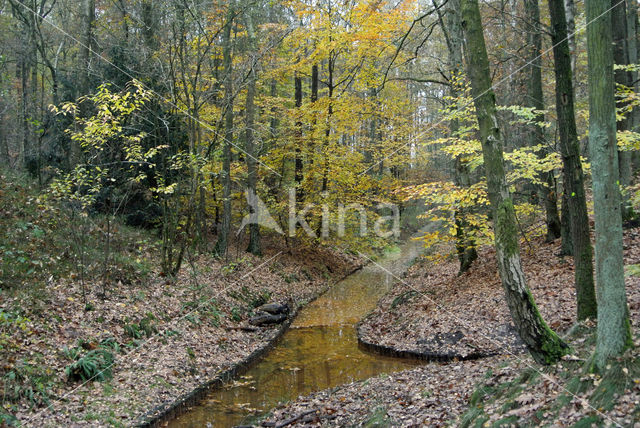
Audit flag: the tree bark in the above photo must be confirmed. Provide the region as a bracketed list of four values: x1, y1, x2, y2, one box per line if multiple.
[294, 71, 304, 204]
[245, 11, 261, 256]
[548, 0, 597, 320]
[560, 192, 573, 255]
[564, 0, 577, 74]
[525, 0, 562, 243]
[627, 0, 639, 132]
[586, 0, 633, 371]
[461, 0, 567, 364]
[79, 0, 95, 97]
[627, 0, 640, 170]
[611, 0, 633, 219]
[436, 0, 478, 273]
[214, 0, 235, 258]
[321, 56, 334, 194]
[310, 63, 318, 166]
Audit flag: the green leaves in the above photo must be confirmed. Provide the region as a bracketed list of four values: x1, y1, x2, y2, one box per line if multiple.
[497, 105, 550, 128]
[49, 80, 163, 213]
[65, 348, 114, 382]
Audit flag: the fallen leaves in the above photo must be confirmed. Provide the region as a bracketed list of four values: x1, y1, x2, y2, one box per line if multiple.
[3, 237, 361, 427]
[263, 227, 640, 427]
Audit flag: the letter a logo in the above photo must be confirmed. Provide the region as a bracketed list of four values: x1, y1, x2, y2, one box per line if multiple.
[237, 189, 283, 235]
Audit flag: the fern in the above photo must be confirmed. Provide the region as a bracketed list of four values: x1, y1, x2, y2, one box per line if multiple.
[65, 349, 114, 382]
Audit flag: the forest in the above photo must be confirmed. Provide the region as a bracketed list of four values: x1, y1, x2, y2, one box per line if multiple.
[0, 0, 639, 426]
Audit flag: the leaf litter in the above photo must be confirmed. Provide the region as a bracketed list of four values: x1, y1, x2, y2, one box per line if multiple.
[1, 236, 361, 427]
[262, 227, 640, 427]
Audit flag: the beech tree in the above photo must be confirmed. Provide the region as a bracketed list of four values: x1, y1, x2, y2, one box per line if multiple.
[586, 0, 633, 371]
[213, 0, 235, 258]
[435, 0, 478, 274]
[548, 0, 597, 320]
[245, 9, 261, 256]
[524, 0, 561, 243]
[460, 0, 567, 364]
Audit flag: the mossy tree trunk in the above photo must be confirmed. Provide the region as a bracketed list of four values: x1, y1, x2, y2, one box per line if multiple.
[560, 192, 573, 255]
[525, 0, 562, 243]
[586, 0, 633, 371]
[548, 0, 597, 320]
[564, 0, 577, 74]
[460, 0, 567, 364]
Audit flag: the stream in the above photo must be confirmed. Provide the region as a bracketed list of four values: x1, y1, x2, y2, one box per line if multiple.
[169, 236, 426, 427]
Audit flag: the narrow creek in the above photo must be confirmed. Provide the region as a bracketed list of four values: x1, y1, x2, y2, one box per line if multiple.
[169, 236, 426, 427]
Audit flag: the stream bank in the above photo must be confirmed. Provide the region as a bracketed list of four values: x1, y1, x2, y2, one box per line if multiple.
[7, 239, 360, 427]
[261, 230, 640, 427]
[166, 233, 429, 427]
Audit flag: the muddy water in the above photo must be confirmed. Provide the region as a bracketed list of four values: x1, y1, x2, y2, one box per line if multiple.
[169, 237, 425, 427]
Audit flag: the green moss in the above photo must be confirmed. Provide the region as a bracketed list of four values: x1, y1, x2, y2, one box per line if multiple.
[499, 399, 518, 413]
[624, 317, 633, 349]
[458, 326, 638, 427]
[495, 198, 519, 257]
[516, 368, 539, 384]
[590, 362, 628, 411]
[540, 334, 569, 364]
[566, 376, 591, 395]
[390, 291, 419, 310]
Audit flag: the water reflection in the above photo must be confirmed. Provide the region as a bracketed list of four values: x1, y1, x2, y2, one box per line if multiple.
[169, 236, 426, 428]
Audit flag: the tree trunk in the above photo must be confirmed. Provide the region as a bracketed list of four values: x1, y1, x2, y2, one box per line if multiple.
[270, 78, 278, 142]
[548, 0, 597, 320]
[586, 0, 633, 371]
[611, 0, 633, 219]
[460, 0, 567, 364]
[564, 0, 577, 74]
[310, 63, 318, 166]
[19, 54, 29, 169]
[560, 191, 573, 255]
[214, 0, 235, 258]
[79, 0, 94, 97]
[245, 11, 261, 256]
[321, 57, 334, 194]
[365, 87, 377, 167]
[436, 0, 478, 273]
[525, 0, 562, 243]
[627, 0, 640, 132]
[627, 0, 640, 170]
[294, 71, 304, 204]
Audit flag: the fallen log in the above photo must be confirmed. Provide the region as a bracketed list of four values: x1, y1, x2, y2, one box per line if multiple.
[249, 313, 287, 326]
[255, 302, 289, 315]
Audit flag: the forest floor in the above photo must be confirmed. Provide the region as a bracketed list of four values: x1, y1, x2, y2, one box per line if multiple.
[262, 229, 640, 427]
[0, 174, 364, 427]
[2, 242, 361, 427]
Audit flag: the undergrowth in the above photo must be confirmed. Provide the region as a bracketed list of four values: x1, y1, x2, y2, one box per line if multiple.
[0, 170, 155, 292]
[458, 325, 640, 427]
[0, 171, 156, 414]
